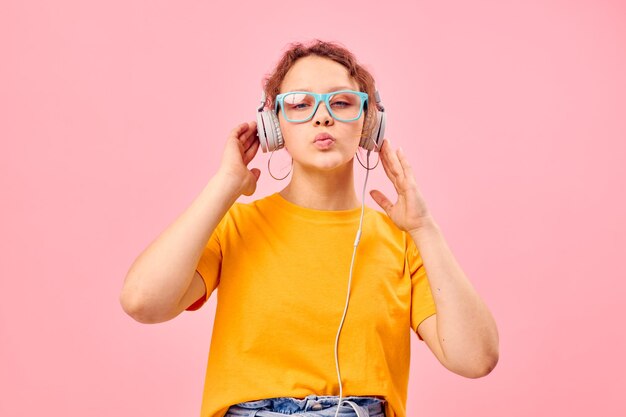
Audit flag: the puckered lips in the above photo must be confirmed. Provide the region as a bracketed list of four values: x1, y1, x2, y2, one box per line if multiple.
[314, 133, 335, 148]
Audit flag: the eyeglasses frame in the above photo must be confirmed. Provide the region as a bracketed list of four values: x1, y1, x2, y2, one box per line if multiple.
[274, 89, 369, 123]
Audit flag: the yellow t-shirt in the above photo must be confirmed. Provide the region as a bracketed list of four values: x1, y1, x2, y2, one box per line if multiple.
[187, 192, 437, 417]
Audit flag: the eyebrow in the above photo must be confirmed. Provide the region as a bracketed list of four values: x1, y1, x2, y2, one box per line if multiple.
[287, 86, 357, 93]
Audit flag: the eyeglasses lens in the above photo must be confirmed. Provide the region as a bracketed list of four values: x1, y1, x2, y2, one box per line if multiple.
[282, 92, 363, 122]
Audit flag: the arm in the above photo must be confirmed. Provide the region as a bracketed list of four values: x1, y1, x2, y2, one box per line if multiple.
[370, 138, 499, 378]
[413, 220, 499, 378]
[119, 122, 261, 323]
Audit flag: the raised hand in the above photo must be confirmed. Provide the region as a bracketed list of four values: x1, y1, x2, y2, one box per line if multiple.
[216, 121, 262, 196]
[369, 139, 434, 233]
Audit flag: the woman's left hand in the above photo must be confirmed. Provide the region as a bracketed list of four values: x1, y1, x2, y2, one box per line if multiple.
[370, 139, 434, 234]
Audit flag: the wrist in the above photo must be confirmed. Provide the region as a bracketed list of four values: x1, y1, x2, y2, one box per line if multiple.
[408, 216, 440, 240]
[209, 172, 244, 200]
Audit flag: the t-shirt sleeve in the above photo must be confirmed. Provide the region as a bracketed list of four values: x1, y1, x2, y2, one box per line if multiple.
[407, 233, 437, 340]
[185, 208, 231, 311]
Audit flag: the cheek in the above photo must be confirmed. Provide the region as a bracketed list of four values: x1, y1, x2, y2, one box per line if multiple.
[279, 123, 303, 153]
[347, 122, 365, 143]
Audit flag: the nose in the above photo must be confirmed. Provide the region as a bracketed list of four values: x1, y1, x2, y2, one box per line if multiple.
[312, 102, 334, 126]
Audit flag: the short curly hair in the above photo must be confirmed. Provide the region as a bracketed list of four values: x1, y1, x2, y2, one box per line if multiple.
[262, 39, 379, 141]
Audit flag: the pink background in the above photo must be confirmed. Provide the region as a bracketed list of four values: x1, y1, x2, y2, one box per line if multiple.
[1, 1, 625, 416]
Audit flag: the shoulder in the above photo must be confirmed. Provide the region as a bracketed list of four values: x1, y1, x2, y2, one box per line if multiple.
[365, 207, 410, 243]
[366, 206, 395, 227]
[219, 194, 277, 227]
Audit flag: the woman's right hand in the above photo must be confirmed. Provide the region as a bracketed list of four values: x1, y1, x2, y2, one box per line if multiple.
[216, 121, 262, 197]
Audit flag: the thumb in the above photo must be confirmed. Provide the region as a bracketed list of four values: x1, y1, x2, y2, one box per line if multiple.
[241, 169, 260, 197]
[370, 190, 393, 215]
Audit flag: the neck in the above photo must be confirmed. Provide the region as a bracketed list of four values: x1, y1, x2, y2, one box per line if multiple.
[279, 160, 360, 211]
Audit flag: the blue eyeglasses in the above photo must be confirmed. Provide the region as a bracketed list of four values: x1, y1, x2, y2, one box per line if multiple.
[274, 89, 369, 123]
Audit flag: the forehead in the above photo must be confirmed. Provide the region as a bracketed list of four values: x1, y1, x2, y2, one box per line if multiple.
[280, 56, 359, 93]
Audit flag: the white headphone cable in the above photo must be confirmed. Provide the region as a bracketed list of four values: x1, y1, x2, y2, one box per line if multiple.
[333, 146, 375, 417]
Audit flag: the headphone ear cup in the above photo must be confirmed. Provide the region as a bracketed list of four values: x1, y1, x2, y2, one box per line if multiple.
[256, 110, 284, 153]
[256, 111, 269, 153]
[360, 110, 386, 152]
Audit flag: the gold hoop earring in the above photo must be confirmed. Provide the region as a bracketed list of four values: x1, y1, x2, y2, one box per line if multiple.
[268, 149, 293, 180]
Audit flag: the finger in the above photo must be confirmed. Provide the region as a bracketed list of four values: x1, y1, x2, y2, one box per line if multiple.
[378, 149, 397, 186]
[243, 129, 258, 151]
[234, 122, 249, 134]
[396, 147, 415, 177]
[242, 121, 257, 137]
[379, 139, 391, 164]
[231, 122, 251, 141]
[241, 122, 260, 146]
[225, 133, 241, 153]
[383, 140, 404, 181]
[369, 189, 394, 215]
[380, 139, 391, 165]
[243, 138, 260, 165]
[384, 141, 402, 179]
[379, 151, 403, 191]
[379, 140, 401, 184]
[381, 138, 390, 152]
[379, 138, 390, 157]
[244, 136, 260, 155]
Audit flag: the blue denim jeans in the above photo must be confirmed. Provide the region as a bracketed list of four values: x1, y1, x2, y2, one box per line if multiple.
[224, 394, 386, 417]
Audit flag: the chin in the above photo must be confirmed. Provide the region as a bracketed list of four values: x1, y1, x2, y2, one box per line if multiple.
[301, 154, 353, 171]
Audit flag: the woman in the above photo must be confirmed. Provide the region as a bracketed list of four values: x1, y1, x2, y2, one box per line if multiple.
[120, 40, 499, 417]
